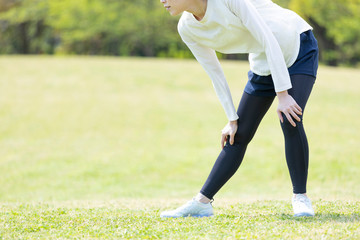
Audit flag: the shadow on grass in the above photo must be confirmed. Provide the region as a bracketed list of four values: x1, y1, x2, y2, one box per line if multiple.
[276, 213, 360, 223]
[215, 213, 360, 223]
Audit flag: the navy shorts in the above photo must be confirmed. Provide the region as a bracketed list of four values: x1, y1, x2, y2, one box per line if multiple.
[244, 30, 319, 97]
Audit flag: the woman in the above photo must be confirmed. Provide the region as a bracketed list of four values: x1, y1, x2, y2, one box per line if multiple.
[159, 0, 319, 218]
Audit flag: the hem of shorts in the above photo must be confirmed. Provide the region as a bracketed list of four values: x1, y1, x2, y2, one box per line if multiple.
[243, 89, 277, 97]
[289, 72, 317, 78]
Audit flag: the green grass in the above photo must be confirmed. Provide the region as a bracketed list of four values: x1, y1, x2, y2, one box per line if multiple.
[1, 200, 359, 239]
[0, 56, 359, 239]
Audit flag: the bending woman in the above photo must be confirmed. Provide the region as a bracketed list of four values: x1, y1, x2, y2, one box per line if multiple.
[159, 0, 319, 217]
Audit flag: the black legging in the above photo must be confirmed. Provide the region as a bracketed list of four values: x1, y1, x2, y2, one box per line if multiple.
[200, 74, 315, 199]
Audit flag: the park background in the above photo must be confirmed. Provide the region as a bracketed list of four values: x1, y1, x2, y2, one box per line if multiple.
[1, 0, 360, 66]
[0, 0, 359, 239]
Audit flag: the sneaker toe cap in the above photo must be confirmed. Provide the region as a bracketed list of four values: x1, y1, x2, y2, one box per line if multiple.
[160, 210, 182, 218]
[294, 211, 315, 217]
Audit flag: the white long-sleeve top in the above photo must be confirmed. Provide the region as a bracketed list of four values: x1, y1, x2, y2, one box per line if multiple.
[177, 0, 312, 121]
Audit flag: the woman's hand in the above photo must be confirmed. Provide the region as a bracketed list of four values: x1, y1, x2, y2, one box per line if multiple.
[276, 90, 302, 127]
[221, 120, 238, 149]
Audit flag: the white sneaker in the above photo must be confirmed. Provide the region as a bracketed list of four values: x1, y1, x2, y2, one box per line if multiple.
[160, 199, 214, 218]
[292, 194, 315, 217]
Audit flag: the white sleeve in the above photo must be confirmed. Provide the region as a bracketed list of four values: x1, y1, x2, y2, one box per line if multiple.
[226, 0, 292, 92]
[178, 29, 239, 121]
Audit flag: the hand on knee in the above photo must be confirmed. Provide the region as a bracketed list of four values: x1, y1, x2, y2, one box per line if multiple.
[221, 120, 238, 149]
[276, 91, 302, 127]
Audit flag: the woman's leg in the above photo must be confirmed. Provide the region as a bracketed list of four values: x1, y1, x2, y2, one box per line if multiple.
[280, 74, 315, 194]
[200, 92, 275, 199]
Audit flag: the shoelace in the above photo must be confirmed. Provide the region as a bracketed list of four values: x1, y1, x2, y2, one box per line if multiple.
[176, 200, 196, 213]
[293, 196, 310, 208]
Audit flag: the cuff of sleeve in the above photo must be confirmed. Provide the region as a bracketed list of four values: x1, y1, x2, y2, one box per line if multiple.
[227, 113, 239, 121]
[275, 83, 292, 93]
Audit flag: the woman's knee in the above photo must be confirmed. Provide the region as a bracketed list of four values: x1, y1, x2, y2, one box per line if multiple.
[280, 115, 304, 135]
[233, 126, 255, 145]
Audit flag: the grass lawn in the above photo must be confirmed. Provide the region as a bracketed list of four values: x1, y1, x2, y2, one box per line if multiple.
[0, 56, 359, 239]
[1, 200, 359, 239]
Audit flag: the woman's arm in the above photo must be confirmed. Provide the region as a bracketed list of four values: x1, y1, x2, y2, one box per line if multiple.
[181, 40, 240, 145]
[178, 30, 239, 121]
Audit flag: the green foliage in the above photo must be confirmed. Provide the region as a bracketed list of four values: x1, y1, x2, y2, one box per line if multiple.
[290, 0, 360, 65]
[47, 0, 181, 56]
[0, 0, 360, 64]
[0, 0, 189, 57]
[0, 0, 54, 54]
[273, 0, 290, 7]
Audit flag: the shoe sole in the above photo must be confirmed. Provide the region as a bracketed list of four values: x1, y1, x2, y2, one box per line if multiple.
[294, 212, 315, 217]
[160, 214, 214, 218]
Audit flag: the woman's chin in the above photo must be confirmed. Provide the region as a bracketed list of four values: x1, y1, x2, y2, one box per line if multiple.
[169, 10, 182, 16]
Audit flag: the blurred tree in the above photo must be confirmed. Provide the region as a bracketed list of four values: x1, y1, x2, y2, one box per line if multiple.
[273, 0, 290, 7]
[0, 0, 359, 65]
[290, 0, 360, 66]
[0, 0, 19, 12]
[45, 0, 190, 57]
[0, 0, 56, 54]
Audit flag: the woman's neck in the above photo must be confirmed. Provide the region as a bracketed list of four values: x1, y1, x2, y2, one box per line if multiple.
[188, 0, 207, 21]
